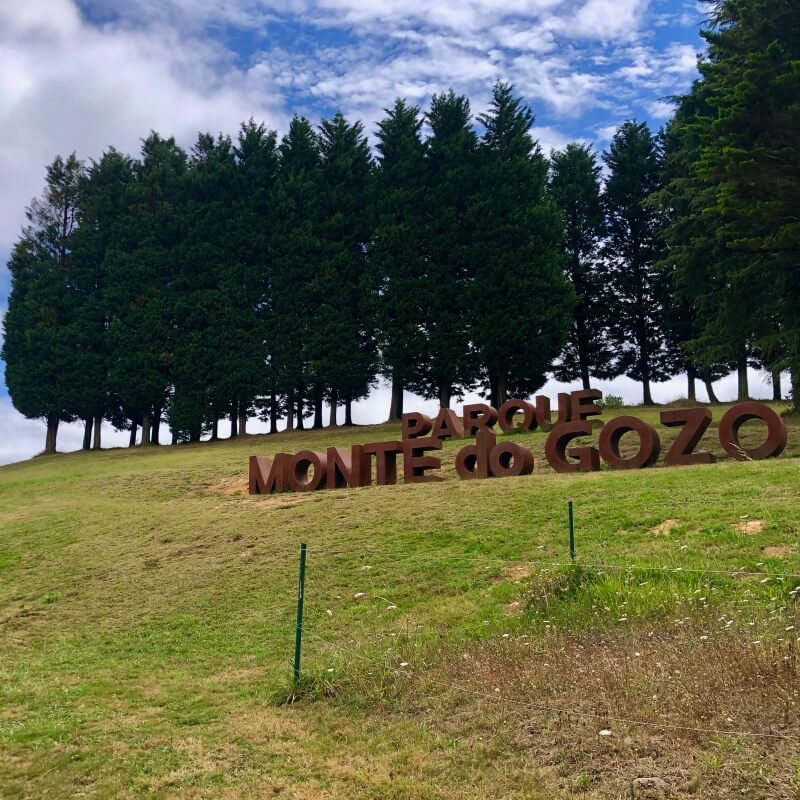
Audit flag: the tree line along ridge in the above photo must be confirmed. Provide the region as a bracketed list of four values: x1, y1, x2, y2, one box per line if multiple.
[3, 1, 798, 455]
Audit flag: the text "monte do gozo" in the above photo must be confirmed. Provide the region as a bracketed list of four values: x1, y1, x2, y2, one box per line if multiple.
[248, 390, 788, 495]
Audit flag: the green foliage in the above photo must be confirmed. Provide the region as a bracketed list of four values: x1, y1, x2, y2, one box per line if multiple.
[470, 83, 574, 407]
[314, 112, 377, 423]
[269, 116, 324, 429]
[105, 133, 188, 441]
[661, 0, 800, 403]
[408, 90, 479, 406]
[9, 45, 800, 444]
[2, 154, 85, 452]
[549, 143, 614, 389]
[603, 121, 675, 404]
[71, 149, 135, 430]
[372, 99, 429, 416]
[234, 119, 280, 429]
[598, 394, 624, 409]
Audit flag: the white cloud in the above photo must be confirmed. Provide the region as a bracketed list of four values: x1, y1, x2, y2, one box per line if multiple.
[595, 123, 621, 142]
[647, 99, 675, 118]
[569, 0, 650, 42]
[534, 126, 585, 156]
[0, 0, 288, 259]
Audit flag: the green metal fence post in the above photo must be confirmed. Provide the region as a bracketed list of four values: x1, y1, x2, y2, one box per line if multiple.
[293, 543, 307, 687]
[568, 501, 575, 561]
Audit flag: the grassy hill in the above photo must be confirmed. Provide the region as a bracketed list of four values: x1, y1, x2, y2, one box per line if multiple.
[1, 403, 799, 799]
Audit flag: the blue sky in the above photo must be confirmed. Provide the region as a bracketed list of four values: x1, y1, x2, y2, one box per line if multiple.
[4, 0, 751, 463]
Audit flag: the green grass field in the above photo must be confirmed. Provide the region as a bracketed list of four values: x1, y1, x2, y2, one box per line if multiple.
[1, 403, 799, 799]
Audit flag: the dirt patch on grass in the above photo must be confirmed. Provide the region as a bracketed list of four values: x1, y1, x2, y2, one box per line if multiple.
[734, 518, 765, 534]
[762, 545, 797, 558]
[504, 564, 533, 581]
[209, 476, 249, 496]
[649, 519, 680, 536]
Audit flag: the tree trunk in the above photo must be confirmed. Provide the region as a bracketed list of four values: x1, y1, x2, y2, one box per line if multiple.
[92, 414, 102, 450]
[285, 390, 295, 432]
[269, 391, 278, 434]
[439, 382, 452, 409]
[702, 368, 719, 404]
[172, 429, 179, 445]
[140, 413, 152, 447]
[82, 417, 93, 451]
[642, 378, 654, 406]
[388, 379, 404, 421]
[230, 401, 239, 439]
[312, 386, 324, 430]
[151, 406, 162, 445]
[687, 366, 697, 402]
[580, 364, 591, 392]
[329, 386, 339, 427]
[791, 366, 800, 412]
[210, 418, 219, 441]
[496, 374, 508, 408]
[489, 374, 499, 410]
[238, 410, 247, 436]
[45, 415, 59, 455]
[737, 355, 749, 401]
[296, 382, 305, 430]
[344, 393, 354, 427]
[129, 422, 137, 447]
[772, 368, 782, 402]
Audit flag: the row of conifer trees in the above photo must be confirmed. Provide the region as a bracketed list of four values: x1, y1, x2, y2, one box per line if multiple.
[4, 0, 797, 454]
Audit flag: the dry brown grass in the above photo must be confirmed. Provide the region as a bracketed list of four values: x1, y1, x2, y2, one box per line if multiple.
[735, 518, 766, 534]
[763, 546, 798, 558]
[398, 622, 800, 799]
[649, 519, 680, 536]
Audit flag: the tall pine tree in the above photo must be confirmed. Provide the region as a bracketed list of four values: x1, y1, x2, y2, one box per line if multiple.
[170, 133, 238, 442]
[105, 133, 187, 445]
[408, 90, 479, 408]
[269, 117, 323, 431]
[692, 0, 800, 403]
[372, 99, 428, 420]
[549, 143, 614, 390]
[71, 149, 135, 448]
[603, 121, 673, 405]
[3, 155, 84, 454]
[233, 119, 279, 436]
[315, 112, 376, 427]
[470, 83, 573, 407]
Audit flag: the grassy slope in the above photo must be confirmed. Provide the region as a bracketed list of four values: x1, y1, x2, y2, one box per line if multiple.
[1, 404, 799, 799]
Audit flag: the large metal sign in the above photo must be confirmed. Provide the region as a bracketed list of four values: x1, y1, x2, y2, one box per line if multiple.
[248, 390, 787, 495]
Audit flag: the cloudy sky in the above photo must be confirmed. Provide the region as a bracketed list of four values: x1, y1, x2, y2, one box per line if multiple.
[0, 0, 778, 465]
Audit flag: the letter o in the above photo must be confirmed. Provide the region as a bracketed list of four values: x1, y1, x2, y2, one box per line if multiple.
[489, 442, 534, 477]
[287, 450, 328, 491]
[455, 445, 479, 479]
[497, 399, 536, 433]
[599, 416, 660, 469]
[718, 402, 787, 460]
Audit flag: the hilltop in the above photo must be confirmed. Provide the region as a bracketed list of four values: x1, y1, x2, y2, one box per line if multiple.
[1, 403, 799, 799]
